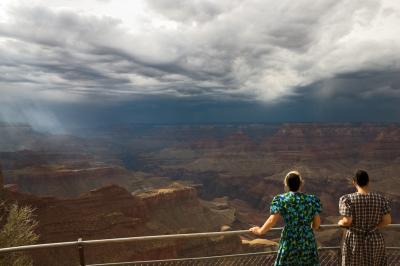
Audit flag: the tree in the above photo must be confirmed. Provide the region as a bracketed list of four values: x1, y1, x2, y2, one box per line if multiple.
[0, 202, 39, 266]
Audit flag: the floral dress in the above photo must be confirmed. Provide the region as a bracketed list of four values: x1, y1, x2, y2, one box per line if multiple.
[270, 192, 322, 266]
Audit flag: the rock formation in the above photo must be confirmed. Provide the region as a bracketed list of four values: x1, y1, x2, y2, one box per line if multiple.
[3, 183, 242, 265]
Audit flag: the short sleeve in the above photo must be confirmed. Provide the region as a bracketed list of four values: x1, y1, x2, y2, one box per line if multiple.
[339, 195, 352, 217]
[312, 196, 322, 216]
[270, 196, 281, 214]
[382, 196, 391, 215]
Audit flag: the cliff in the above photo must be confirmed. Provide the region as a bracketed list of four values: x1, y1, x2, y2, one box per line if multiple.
[262, 123, 385, 160]
[5, 165, 132, 197]
[152, 124, 400, 225]
[361, 126, 400, 159]
[3, 183, 241, 265]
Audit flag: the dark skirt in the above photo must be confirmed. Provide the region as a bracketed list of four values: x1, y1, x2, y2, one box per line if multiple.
[341, 229, 387, 266]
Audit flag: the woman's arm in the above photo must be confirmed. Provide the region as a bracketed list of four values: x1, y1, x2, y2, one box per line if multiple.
[249, 214, 281, 236]
[338, 216, 352, 227]
[377, 213, 391, 228]
[312, 214, 321, 230]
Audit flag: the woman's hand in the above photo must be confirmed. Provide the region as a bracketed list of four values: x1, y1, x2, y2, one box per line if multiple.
[249, 214, 280, 236]
[249, 226, 262, 236]
[338, 216, 352, 228]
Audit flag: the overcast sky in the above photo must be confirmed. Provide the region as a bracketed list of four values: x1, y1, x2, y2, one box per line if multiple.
[1, 0, 400, 132]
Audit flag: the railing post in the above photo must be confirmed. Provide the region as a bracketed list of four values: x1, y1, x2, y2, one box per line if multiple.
[338, 228, 345, 266]
[77, 238, 86, 266]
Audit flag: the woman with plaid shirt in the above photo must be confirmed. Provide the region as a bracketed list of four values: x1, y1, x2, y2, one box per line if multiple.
[338, 170, 392, 266]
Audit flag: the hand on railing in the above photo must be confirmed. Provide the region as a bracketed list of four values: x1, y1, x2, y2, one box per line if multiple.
[249, 226, 263, 236]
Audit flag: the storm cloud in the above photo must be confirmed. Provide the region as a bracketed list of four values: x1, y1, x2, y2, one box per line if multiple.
[0, 0, 400, 129]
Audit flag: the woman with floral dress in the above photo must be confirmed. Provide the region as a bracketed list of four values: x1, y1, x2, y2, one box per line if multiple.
[250, 171, 322, 266]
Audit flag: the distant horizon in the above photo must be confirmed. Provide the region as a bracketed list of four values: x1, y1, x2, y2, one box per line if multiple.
[4, 121, 400, 126]
[2, 120, 400, 131]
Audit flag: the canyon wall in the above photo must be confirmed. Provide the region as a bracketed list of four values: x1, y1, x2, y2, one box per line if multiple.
[148, 124, 400, 224]
[3, 183, 241, 265]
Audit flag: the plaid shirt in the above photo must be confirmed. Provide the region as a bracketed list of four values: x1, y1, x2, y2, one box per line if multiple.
[339, 192, 391, 266]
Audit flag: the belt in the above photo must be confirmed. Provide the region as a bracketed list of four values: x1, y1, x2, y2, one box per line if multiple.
[348, 227, 378, 240]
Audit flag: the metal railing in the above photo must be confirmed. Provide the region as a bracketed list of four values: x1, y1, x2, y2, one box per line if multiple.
[0, 224, 399, 266]
[86, 248, 343, 266]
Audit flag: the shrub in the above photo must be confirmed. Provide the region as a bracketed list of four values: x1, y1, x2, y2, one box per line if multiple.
[0, 202, 39, 266]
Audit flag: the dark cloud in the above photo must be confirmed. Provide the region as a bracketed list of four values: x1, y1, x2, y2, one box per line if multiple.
[309, 71, 400, 100]
[0, 1, 399, 129]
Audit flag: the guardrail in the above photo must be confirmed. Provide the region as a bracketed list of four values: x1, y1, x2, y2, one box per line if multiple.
[1, 224, 399, 265]
[86, 248, 343, 266]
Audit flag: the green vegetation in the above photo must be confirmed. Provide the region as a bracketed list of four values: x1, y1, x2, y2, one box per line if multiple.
[0, 202, 39, 266]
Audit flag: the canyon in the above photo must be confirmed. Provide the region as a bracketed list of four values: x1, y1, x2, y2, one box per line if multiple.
[1, 179, 245, 265]
[1, 123, 400, 263]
